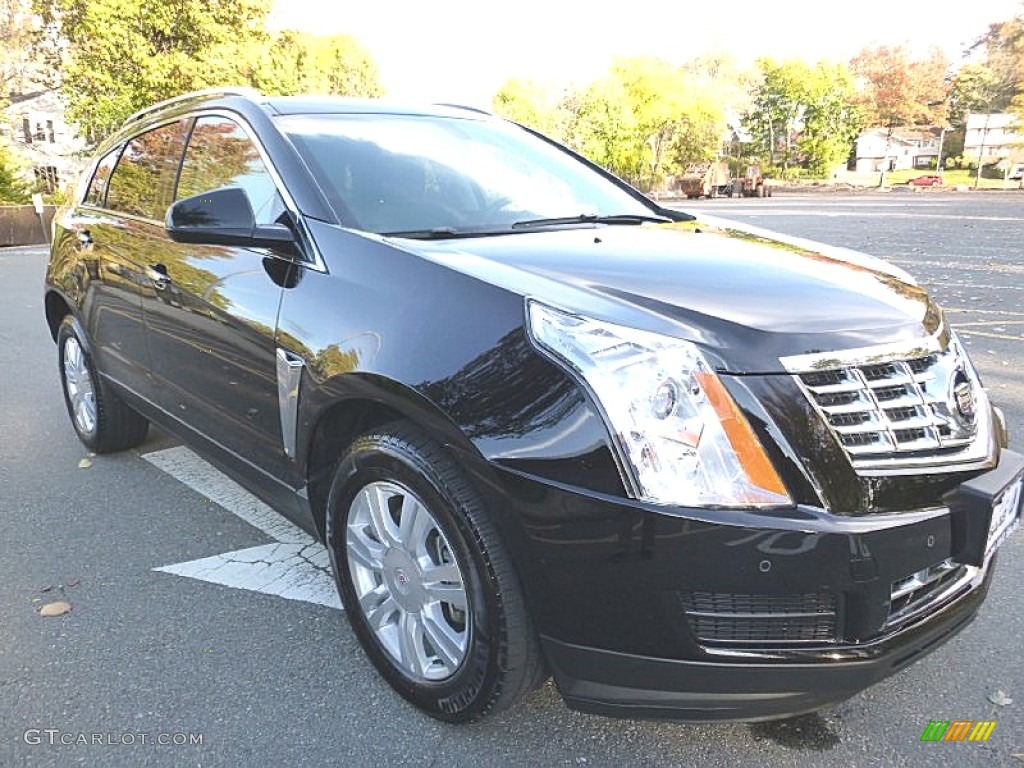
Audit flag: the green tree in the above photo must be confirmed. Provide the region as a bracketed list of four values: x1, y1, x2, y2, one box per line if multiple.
[569, 77, 638, 181]
[2, 0, 43, 95]
[799, 64, 863, 176]
[31, 0, 274, 140]
[948, 63, 1008, 127]
[492, 57, 726, 190]
[585, 57, 725, 189]
[740, 59, 814, 170]
[249, 31, 383, 97]
[971, 12, 1024, 114]
[492, 78, 565, 139]
[0, 141, 31, 203]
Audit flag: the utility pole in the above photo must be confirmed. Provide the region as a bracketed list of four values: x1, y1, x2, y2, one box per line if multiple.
[975, 111, 991, 189]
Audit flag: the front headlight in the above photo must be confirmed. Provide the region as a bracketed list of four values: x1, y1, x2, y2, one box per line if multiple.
[527, 301, 791, 508]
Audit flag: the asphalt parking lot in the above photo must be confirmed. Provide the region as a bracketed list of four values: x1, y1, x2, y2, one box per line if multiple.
[1, 191, 1022, 767]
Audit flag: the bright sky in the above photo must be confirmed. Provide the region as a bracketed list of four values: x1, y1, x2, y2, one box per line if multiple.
[270, 0, 1023, 108]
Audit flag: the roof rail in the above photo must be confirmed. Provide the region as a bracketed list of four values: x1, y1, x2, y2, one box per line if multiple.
[433, 103, 493, 117]
[121, 87, 262, 128]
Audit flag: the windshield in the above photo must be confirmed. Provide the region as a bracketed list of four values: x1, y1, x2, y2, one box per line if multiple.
[276, 113, 656, 236]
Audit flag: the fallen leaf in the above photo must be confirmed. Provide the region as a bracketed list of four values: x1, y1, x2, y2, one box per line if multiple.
[40, 584, 53, 593]
[66, 579, 80, 588]
[78, 458, 92, 469]
[988, 690, 1013, 707]
[39, 601, 71, 617]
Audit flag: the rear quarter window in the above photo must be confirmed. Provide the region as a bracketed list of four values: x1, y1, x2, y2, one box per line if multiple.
[83, 148, 121, 208]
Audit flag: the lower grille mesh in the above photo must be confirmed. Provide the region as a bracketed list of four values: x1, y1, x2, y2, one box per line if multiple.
[680, 591, 837, 644]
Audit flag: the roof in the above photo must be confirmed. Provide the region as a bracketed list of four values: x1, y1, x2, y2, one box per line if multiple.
[859, 126, 941, 145]
[965, 112, 1022, 131]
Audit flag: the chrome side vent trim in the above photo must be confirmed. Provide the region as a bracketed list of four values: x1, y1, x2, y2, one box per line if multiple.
[276, 348, 304, 458]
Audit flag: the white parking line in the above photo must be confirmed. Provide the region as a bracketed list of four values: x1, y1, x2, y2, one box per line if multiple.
[144, 446, 342, 610]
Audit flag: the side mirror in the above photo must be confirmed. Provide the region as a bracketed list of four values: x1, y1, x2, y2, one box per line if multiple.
[166, 187, 294, 248]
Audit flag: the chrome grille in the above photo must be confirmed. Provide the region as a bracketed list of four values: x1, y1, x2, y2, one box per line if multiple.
[887, 559, 973, 628]
[789, 339, 987, 470]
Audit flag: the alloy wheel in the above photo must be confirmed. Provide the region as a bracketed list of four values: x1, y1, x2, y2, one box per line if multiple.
[345, 480, 470, 682]
[63, 336, 97, 436]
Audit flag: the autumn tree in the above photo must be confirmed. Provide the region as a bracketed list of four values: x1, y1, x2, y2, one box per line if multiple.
[850, 45, 949, 183]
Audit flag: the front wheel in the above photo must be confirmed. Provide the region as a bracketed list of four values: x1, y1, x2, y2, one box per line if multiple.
[57, 316, 148, 453]
[326, 423, 545, 722]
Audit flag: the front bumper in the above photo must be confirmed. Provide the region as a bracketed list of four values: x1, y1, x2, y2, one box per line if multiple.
[544, 560, 991, 721]
[486, 448, 1024, 722]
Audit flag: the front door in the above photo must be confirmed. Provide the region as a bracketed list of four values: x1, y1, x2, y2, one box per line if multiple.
[141, 115, 297, 483]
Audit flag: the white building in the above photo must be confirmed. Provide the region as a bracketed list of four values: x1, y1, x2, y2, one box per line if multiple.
[1, 91, 88, 194]
[853, 127, 942, 173]
[963, 113, 1023, 164]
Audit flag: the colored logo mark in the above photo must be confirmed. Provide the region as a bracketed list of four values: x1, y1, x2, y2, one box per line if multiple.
[920, 720, 996, 742]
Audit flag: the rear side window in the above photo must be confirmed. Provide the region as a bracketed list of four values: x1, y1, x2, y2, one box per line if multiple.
[83, 149, 120, 207]
[105, 119, 189, 220]
[178, 116, 284, 226]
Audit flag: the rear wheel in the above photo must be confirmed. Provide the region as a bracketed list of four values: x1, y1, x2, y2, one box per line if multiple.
[326, 423, 545, 722]
[57, 316, 148, 453]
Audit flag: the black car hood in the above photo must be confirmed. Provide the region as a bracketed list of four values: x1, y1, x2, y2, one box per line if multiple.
[390, 220, 941, 374]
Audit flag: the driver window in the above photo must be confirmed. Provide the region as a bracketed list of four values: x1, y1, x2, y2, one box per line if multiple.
[177, 116, 285, 226]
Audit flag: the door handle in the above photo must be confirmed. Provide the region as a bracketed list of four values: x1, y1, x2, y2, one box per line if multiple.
[147, 263, 170, 289]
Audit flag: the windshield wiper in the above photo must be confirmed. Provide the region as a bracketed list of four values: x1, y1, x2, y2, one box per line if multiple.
[382, 227, 479, 240]
[511, 213, 671, 229]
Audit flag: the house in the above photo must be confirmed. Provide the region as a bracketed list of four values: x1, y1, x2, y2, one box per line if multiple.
[1, 91, 88, 194]
[963, 113, 1023, 164]
[853, 127, 942, 173]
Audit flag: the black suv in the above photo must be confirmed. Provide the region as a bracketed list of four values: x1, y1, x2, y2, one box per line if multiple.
[45, 89, 1023, 723]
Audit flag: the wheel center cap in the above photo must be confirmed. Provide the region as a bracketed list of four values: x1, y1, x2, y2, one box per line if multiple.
[393, 568, 412, 593]
[382, 549, 424, 610]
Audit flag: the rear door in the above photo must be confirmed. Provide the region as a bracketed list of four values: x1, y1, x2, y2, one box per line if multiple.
[73, 120, 190, 399]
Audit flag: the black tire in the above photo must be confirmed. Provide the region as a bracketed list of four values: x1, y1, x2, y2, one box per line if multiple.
[57, 316, 149, 453]
[755, 184, 765, 198]
[326, 422, 545, 722]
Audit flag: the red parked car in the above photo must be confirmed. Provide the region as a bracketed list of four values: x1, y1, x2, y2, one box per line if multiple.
[908, 174, 943, 186]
